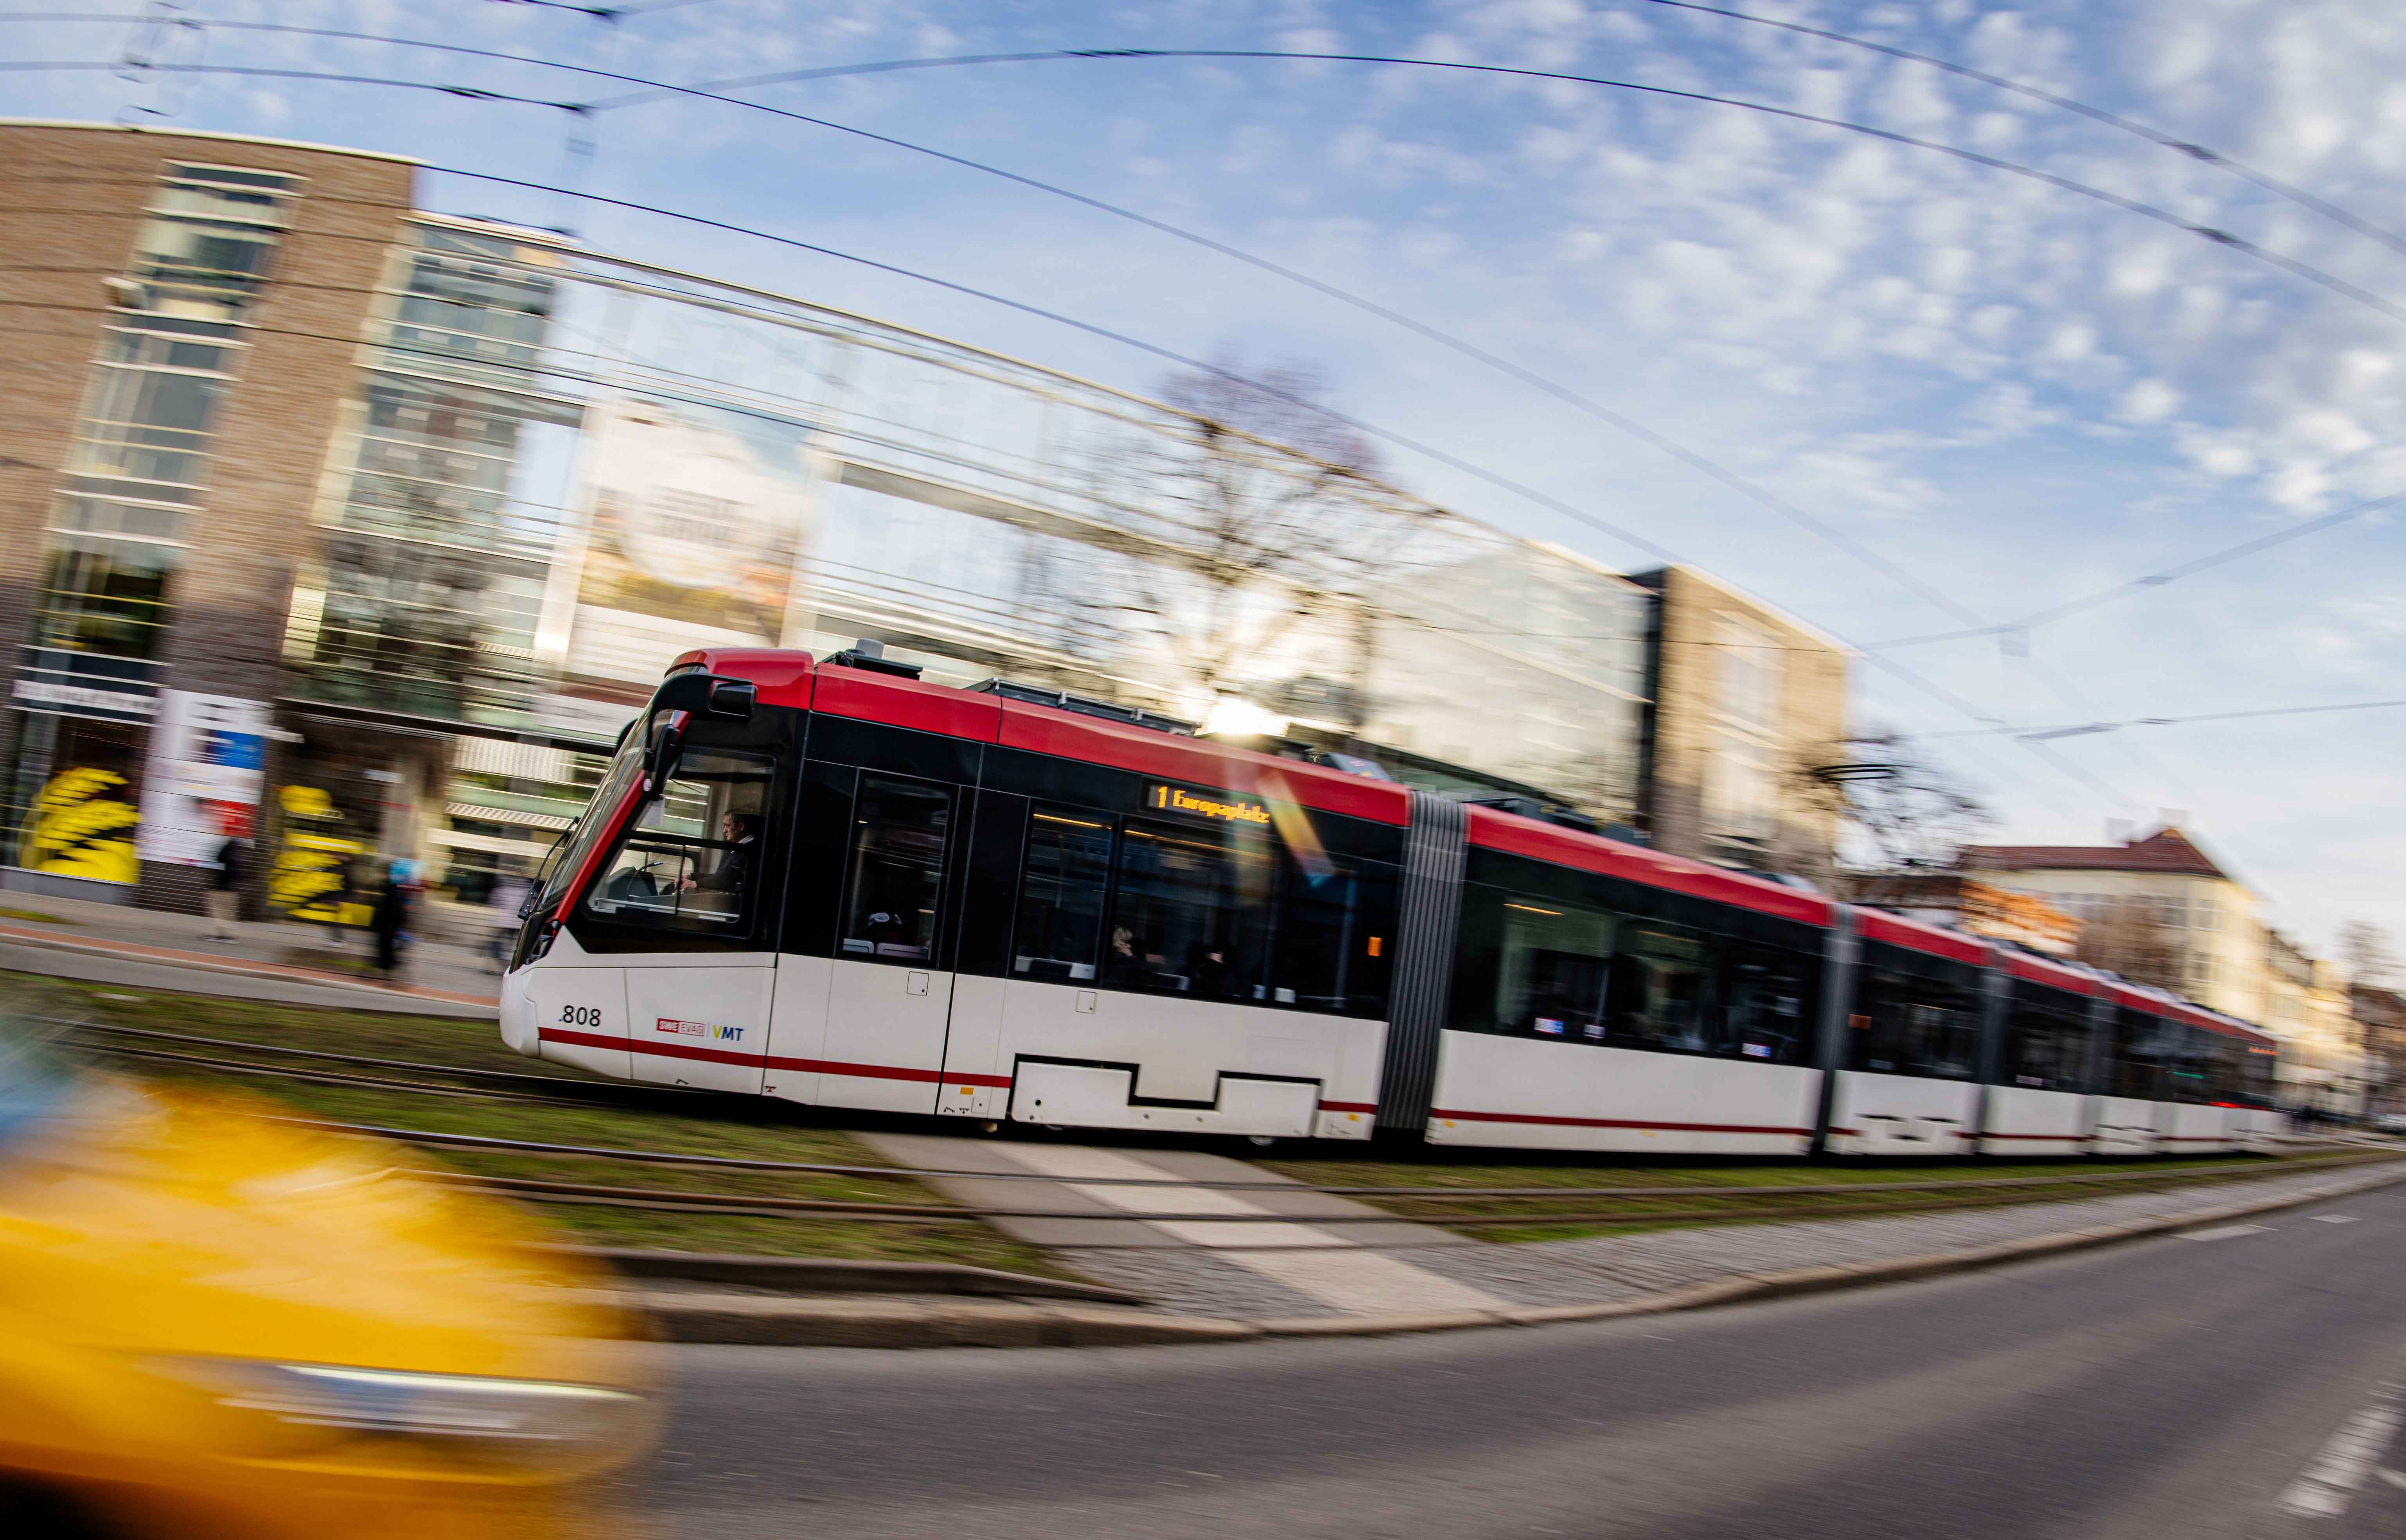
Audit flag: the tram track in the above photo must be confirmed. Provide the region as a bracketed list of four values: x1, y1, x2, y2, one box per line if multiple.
[58, 1018, 2398, 1244]
[255, 1109, 2395, 1242]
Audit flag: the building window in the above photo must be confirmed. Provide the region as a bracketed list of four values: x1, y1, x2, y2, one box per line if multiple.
[291, 226, 572, 727]
[5, 163, 292, 872]
[128, 162, 298, 320]
[1704, 613, 1784, 855]
[3, 715, 144, 882]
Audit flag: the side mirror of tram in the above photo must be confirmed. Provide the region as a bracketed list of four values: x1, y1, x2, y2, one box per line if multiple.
[639, 673, 756, 792]
[651, 672, 756, 721]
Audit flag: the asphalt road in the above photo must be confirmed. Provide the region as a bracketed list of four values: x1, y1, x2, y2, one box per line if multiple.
[619, 1182, 2406, 1539]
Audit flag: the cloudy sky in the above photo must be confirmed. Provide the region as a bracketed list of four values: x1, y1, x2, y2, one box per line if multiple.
[10, 0, 2406, 956]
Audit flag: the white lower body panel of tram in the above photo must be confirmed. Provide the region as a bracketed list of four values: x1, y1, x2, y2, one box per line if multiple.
[503, 940, 1380, 1141]
[1421, 1030, 1818, 1155]
[1976, 1085, 2089, 1157]
[503, 945, 2291, 1156]
[1825, 1071, 1978, 1157]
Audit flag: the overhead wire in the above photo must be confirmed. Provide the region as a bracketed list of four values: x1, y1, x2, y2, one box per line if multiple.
[0, 39, 2321, 814]
[1639, 0, 2406, 263]
[7, 26, 2395, 649]
[0, 18, 2002, 636]
[1867, 489, 2406, 649]
[1912, 696, 2406, 742]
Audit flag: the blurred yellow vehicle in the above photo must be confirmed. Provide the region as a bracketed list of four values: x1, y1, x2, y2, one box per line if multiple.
[0, 1013, 652, 1538]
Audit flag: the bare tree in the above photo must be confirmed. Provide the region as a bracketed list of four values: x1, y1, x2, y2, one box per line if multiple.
[2340, 921, 2398, 987]
[1157, 349, 1385, 480]
[2074, 897, 2189, 994]
[1799, 728, 1994, 871]
[1058, 352, 1428, 719]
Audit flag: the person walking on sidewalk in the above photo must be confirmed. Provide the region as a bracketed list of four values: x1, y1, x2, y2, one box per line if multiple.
[206, 829, 249, 942]
[485, 867, 528, 972]
[321, 854, 354, 950]
[371, 860, 412, 979]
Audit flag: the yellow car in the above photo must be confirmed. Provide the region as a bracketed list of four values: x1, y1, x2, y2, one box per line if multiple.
[0, 1014, 652, 1538]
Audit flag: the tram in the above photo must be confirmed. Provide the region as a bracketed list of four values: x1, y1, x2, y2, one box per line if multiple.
[500, 648, 2287, 1157]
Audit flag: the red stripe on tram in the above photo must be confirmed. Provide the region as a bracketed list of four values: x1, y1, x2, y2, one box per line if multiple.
[1430, 1107, 1815, 1137]
[538, 1028, 1013, 1087]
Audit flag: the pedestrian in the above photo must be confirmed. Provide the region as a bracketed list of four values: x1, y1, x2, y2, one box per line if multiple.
[322, 854, 354, 949]
[207, 825, 249, 942]
[486, 866, 529, 971]
[371, 859, 411, 979]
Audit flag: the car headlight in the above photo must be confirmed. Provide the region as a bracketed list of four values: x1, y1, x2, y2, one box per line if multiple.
[159, 1358, 646, 1470]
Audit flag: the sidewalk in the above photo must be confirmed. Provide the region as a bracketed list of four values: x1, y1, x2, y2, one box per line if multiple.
[607, 1159, 2406, 1348]
[0, 889, 499, 1016]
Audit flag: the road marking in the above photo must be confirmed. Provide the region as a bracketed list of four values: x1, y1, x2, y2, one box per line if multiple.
[2314, 1215, 2362, 1224]
[997, 1144, 1506, 1316]
[2178, 1224, 2271, 1241]
[2279, 1382, 2403, 1517]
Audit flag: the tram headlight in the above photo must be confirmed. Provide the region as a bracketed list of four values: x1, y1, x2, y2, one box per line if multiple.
[156, 1357, 646, 1470]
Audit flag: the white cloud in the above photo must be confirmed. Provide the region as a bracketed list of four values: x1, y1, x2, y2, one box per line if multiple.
[2116, 378, 2180, 423]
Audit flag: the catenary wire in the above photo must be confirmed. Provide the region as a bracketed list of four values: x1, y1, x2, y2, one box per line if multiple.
[1910, 696, 2406, 741]
[8, 25, 2404, 326]
[4, 28, 2389, 654]
[1640, 0, 2406, 263]
[1867, 490, 2406, 650]
[0, 57, 2175, 815]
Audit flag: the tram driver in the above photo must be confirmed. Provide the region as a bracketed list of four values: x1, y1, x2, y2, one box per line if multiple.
[679, 811, 758, 899]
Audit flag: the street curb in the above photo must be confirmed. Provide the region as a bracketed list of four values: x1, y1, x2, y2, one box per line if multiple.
[618, 1164, 2406, 1350]
[542, 1244, 1147, 1304]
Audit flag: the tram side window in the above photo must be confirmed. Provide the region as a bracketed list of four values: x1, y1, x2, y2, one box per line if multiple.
[582, 746, 773, 934]
[1723, 942, 1815, 1065]
[1103, 821, 1275, 1000]
[1488, 897, 1616, 1041]
[839, 774, 951, 961]
[1012, 809, 1112, 980]
[2166, 1024, 2215, 1104]
[2105, 1008, 2168, 1100]
[1849, 967, 1980, 1079]
[2237, 1043, 2277, 1107]
[2004, 988, 2090, 1092]
[1609, 923, 1722, 1055]
[1268, 853, 1390, 1014]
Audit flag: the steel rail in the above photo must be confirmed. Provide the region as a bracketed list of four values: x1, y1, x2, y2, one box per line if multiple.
[395, 1154, 2389, 1236]
[74, 1021, 678, 1092]
[272, 1112, 2367, 1199]
[67, 1022, 2368, 1199]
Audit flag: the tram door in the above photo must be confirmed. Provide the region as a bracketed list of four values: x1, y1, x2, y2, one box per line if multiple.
[812, 773, 958, 1115]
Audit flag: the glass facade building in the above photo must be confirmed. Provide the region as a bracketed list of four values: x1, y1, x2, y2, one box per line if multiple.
[6, 124, 1850, 917]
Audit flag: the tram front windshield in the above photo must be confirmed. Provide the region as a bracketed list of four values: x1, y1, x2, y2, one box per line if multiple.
[531, 729, 649, 916]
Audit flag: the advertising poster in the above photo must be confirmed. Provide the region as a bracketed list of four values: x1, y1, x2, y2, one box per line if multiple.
[565, 394, 816, 686]
[134, 690, 269, 866]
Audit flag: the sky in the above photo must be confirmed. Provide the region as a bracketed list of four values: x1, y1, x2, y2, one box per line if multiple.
[7, 0, 2405, 959]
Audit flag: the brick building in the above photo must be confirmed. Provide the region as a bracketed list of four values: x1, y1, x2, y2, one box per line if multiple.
[1, 122, 415, 913]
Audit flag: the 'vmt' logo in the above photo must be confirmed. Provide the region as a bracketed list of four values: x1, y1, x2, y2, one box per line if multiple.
[712, 1024, 744, 1042]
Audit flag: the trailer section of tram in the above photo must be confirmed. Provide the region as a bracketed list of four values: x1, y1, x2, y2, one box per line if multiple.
[1980, 951, 2099, 1155]
[1413, 805, 1833, 1156]
[1825, 910, 1991, 1156]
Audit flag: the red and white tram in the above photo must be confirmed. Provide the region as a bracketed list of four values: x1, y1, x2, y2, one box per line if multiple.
[500, 649, 2286, 1157]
